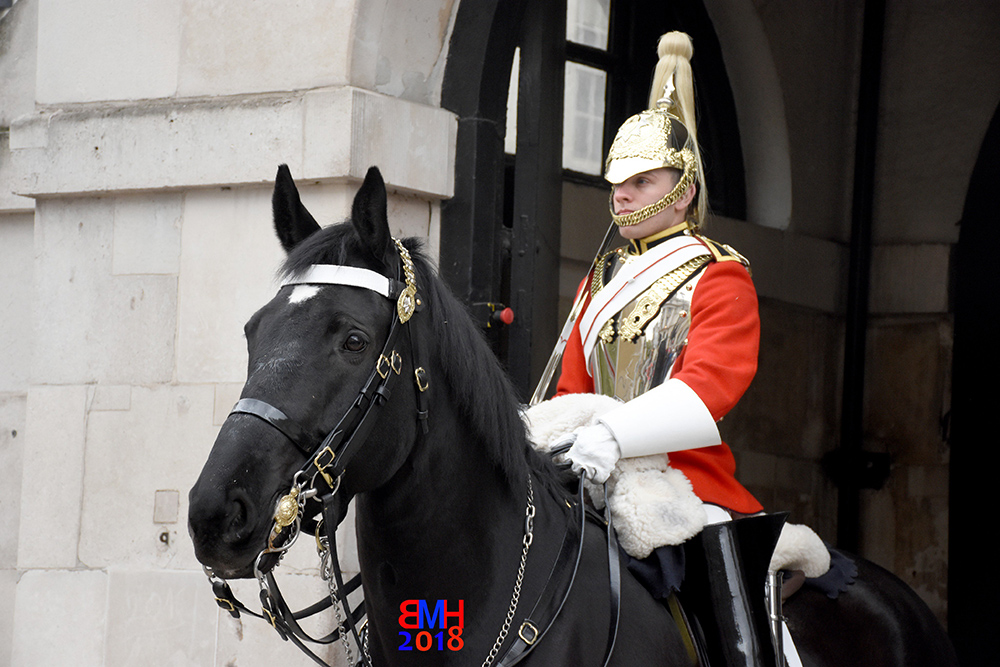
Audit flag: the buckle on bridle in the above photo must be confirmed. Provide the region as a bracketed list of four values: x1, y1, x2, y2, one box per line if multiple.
[377, 351, 402, 379]
[414, 367, 429, 392]
[313, 446, 340, 490]
[518, 620, 539, 645]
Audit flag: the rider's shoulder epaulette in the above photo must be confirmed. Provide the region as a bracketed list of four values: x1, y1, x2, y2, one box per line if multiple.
[693, 233, 751, 275]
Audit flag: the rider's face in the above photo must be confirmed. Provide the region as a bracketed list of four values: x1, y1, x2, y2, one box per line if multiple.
[612, 168, 693, 240]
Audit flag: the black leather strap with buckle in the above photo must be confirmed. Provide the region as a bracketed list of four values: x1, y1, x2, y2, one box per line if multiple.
[497, 480, 621, 666]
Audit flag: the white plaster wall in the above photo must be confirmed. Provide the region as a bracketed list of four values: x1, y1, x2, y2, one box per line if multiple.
[352, 0, 460, 105]
[0, 395, 26, 663]
[10, 88, 456, 200]
[11, 569, 109, 665]
[36, 0, 182, 103]
[0, 213, 31, 662]
[17, 385, 88, 569]
[30, 198, 177, 385]
[176, 0, 355, 98]
[0, 132, 34, 212]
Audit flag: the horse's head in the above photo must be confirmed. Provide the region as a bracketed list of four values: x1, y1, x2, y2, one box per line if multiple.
[188, 165, 421, 578]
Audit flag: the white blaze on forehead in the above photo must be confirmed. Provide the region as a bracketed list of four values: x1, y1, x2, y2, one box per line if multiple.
[288, 284, 321, 304]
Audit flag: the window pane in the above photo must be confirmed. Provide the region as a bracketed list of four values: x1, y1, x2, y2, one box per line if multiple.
[563, 61, 606, 175]
[504, 48, 520, 155]
[566, 0, 610, 50]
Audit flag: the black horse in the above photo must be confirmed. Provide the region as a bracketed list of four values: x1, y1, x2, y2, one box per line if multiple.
[188, 166, 958, 666]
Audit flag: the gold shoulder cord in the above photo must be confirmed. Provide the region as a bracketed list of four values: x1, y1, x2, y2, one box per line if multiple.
[590, 248, 630, 298]
[599, 255, 710, 343]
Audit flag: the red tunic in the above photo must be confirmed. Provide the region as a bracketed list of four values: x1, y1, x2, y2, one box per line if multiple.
[556, 253, 763, 514]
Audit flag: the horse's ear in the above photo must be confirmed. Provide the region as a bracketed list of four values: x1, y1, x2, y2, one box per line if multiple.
[351, 166, 392, 268]
[272, 164, 321, 253]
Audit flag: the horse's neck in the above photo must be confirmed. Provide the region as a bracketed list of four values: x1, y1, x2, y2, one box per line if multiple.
[359, 422, 525, 568]
[355, 408, 532, 639]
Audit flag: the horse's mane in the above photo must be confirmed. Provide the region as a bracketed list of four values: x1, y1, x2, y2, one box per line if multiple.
[280, 224, 564, 488]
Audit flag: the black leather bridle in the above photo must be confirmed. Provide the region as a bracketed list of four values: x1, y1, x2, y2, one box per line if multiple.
[202, 239, 621, 667]
[205, 239, 428, 667]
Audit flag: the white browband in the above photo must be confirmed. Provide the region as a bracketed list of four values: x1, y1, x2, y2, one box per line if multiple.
[281, 265, 393, 298]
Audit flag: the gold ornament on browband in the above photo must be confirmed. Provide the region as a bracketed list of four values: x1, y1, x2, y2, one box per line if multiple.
[609, 151, 697, 227]
[392, 238, 418, 323]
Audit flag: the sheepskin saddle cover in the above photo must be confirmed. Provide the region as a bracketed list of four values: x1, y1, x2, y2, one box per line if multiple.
[524, 393, 830, 578]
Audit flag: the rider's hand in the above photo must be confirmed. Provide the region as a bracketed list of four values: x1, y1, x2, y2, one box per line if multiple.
[560, 423, 621, 483]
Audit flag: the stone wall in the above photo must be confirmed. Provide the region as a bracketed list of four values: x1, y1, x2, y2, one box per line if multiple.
[1, 0, 457, 664]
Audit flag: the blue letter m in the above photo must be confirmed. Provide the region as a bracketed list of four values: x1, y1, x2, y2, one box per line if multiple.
[417, 600, 445, 629]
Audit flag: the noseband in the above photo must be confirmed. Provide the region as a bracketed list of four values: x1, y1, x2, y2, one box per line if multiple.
[205, 238, 429, 666]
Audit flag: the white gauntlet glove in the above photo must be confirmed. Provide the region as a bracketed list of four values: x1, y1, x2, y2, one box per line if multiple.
[562, 422, 622, 483]
[555, 379, 722, 483]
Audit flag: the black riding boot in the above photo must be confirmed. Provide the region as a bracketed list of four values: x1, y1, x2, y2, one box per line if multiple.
[678, 512, 787, 667]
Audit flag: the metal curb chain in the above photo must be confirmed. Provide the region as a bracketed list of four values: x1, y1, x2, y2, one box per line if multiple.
[482, 477, 535, 667]
[318, 534, 356, 666]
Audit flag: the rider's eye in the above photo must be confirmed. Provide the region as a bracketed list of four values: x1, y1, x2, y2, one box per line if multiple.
[344, 333, 368, 352]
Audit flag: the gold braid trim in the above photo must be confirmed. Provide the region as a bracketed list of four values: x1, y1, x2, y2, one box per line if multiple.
[599, 255, 710, 343]
[590, 248, 630, 298]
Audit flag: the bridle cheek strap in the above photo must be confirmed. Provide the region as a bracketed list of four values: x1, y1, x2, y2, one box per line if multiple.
[301, 311, 409, 490]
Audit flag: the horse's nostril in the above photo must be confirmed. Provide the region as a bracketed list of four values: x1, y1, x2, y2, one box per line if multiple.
[222, 490, 256, 545]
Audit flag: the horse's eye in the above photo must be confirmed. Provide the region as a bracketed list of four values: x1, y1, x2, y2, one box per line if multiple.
[344, 333, 368, 352]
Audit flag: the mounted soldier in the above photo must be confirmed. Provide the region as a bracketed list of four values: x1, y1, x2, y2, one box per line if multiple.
[532, 31, 787, 666]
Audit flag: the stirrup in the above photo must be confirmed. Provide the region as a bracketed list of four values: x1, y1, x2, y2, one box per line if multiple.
[679, 512, 787, 667]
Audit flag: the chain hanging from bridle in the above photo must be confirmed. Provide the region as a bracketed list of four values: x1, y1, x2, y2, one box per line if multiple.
[482, 477, 535, 667]
[318, 524, 366, 666]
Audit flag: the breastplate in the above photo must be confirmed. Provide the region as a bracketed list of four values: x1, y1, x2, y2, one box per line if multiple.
[590, 249, 710, 401]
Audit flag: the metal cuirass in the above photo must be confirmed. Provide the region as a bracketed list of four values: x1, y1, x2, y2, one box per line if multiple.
[589, 249, 711, 402]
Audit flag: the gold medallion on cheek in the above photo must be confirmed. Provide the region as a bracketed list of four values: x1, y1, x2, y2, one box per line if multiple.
[273, 487, 300, 533]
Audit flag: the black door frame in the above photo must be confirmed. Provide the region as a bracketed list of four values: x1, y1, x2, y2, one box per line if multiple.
[948, 101, 1000, 664]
